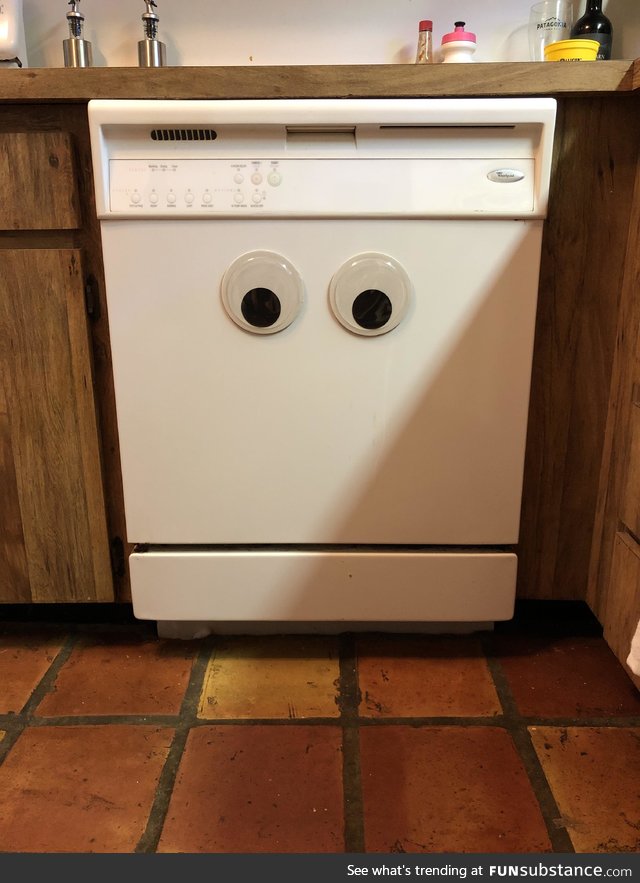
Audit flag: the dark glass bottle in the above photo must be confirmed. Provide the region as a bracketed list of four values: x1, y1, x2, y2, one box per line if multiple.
[571, 0, 613, 60]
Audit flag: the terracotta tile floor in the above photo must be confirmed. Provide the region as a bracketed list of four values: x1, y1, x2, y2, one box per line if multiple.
[0, 605, 639, 854]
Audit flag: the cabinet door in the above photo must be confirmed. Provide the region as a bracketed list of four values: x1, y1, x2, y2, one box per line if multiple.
[0, 248, 113, 602]
[0, 132, 80, 231]
[605, 532, 640, 689]
[621, 398, 640, 539]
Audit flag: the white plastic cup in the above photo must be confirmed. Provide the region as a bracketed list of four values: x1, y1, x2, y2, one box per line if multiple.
[528, 0, 573, 62]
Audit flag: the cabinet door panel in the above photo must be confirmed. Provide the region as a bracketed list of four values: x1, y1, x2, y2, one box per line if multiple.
[621, 401, 640, 539]
[0, 249, 113, 602]
[0, 382, 31, 602]
[605, 532, 640, 689]
[0, 132, 80, 231]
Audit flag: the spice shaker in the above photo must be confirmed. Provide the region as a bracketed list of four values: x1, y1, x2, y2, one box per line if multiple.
[415, 20, 433, 64]
[440, 21, 476, 63]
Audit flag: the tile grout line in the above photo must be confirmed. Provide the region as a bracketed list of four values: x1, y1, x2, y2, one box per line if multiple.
[357, 715, 508, 727]
[355, 714, 640, 727]
[522, 715, 640, 728]
[23, 713, 183, 727]
[5, 711, 640, 729]
[0, 631, 81, 767]
[482, 634, 575, 854]
[135, 638, 214, 854]
[338, 634, 366, 853]
[19, 632, 80, 717]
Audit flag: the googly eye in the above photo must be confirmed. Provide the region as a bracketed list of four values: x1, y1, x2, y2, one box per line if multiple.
[329, 252, 412, 336]
[221, 250, 304, 334]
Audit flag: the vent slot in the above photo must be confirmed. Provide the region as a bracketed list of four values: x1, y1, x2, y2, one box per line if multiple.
[378, 125, 516, 131]
[150, 128, 217, 142]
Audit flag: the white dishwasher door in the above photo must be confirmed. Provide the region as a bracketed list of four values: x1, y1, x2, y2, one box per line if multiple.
[101, 216, 542, 546]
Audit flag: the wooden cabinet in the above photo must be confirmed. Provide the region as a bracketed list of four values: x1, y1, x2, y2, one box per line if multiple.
[621, 400, 640, 539]
[0, 107, 123, 603]
[604, 533, 640, 690]
[588, 109, 640, 682]
[0, 249, 112, 601]
[0, 131, 79, 230]
[517, 95, 640, 605]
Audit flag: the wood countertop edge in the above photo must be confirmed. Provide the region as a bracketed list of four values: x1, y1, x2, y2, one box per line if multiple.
[0, 60, 638, 102]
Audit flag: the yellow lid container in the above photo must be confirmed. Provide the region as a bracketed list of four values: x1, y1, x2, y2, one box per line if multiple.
[544, 39, 600, 61]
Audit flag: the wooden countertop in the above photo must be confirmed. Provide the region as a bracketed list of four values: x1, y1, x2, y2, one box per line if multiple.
[0, 60, 639, 103]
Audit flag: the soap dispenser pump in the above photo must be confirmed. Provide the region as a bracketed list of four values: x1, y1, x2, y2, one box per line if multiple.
[63, 0, 92, 68]
[138, 0, 166, 67]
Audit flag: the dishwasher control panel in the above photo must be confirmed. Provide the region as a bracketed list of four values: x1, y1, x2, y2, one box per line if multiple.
[90, 97, 556, 219]
[107, 157, 536, 217]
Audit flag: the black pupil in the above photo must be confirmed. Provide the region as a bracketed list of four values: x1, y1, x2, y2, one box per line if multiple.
[241, 288, 282, 327]
[352, 290, 393, 330]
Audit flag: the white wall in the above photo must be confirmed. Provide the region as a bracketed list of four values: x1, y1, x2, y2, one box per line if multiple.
[21, 0, 640, 69]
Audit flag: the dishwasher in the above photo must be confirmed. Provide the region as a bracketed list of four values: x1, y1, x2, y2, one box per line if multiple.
[88, 97, 556, 634]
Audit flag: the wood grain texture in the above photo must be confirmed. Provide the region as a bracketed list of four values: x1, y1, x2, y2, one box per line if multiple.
[0, 132, 79, 230]
[0, 61, 637, 104]
[0, 381, 30, 601]
[589, 131, 640, 620]
[61, 106, 132, 601]
[517, 96, 640, 600]
[0, 249, 113, 602]
[621, 404, 640, 539]
[0, 104, 129, 601]
[604, 532, 640, 690]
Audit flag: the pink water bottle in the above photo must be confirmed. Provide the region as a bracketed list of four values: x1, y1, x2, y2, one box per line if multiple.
[440, 21, 477, 63]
